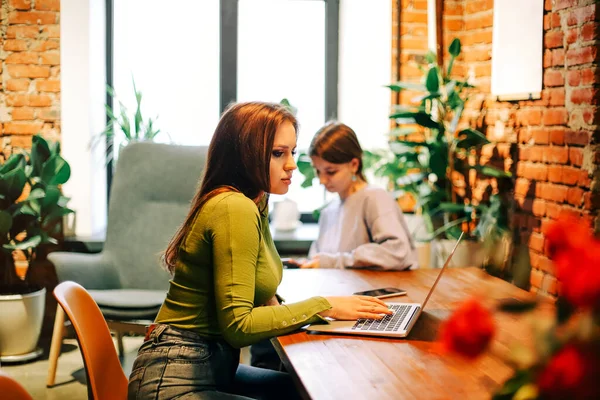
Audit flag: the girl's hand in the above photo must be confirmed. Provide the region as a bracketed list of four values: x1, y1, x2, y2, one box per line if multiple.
[299, 258, 320, 269]
[319, 296, 393, 320]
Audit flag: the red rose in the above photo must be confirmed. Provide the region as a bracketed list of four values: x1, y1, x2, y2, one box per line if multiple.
[439, 298, 495, 359]
[537, 343, 600, 400]
[553, 244, 600, 310]
[545, 217, 593, 258]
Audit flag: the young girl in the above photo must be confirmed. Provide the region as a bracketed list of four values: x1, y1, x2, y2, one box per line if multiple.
[299, 121, 418, 270]
[127, 103, 391, 400]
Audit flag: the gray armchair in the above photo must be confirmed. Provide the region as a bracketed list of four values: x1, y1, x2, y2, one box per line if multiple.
[46, 142, 207, 386]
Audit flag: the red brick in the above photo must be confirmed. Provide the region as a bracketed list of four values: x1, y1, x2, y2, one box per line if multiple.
[538, 255, 556, 275]
[566, 46, 599, 66]
[6, 78, 30, 92]
[466, 0, 492, 14]
[523, 163, 548, 180]
[582, 107, 600, 124]
[547, 166, 562, 183]
[544, 14, 551, 30]
[4, 39, 28, 51]
[465, 13, 494, 30]
[544, 69, 564, 87]
[517, 109, 543, 126]
[565, 129, 590, 145]
[567, 29, 579, 46]
[555, 0, 579, 11]
[35, 0, 60, 11]
[543, 108, 568, 125]
[402, 11, 428, 24]
[580, 67, 598, 85]
[35, 79, 60, 92]
[532, 129, 550, 144]
[541, 183, 568, 202]
[548, 88, 565, 105]
[551, 12, 562, 29]
[529, 233, 545, 252]
[566, 4, 598, 26]
[569, 148, 584, 166]
[5, 25, 39, 39]
[567, 70, 581, 86]
[544, 31, 564, 49]
[515, 178, 531, 197]
[544, 50, 553, 68]
[562, 166, 581, 185]
[570, 87, 599, 105]
[552, 48, 565, 66]
[578, 170, 592, 188]
[3, 122, 44, 134]
[8, 11, 57, 25]
[9, 0, 32, 10]
[545, 202, 561, 219]
[581, 22, 599, 41]
[37, 108, 60, 121]
[463, 48, 492, 62]
[11, 107, 35, 120]
[567, 187, 585, 207]
[530, 269, 544, 290]
[41, 25, 60, 38]
[544, 147, 569, 164]
[532, 199, 547, 216]
[29, 39, 59, 52]
[40, 52, 60, 65]
[549, 127, 566, 144]
[5, 94, 52, 107]
[9, 135, 33, 149]
[6, 65, 50, 78]
[5, 52, 38, 64]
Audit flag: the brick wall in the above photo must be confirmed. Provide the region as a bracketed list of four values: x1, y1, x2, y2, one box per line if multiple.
[1, 0, 61, 153]
[392, 0, 600, 297]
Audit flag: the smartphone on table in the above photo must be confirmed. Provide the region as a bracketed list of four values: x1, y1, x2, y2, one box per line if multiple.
[353, 287, 407, 299]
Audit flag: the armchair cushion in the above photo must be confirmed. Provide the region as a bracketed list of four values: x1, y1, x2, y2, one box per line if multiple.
[89, 289, 165, 320]
[48, 252, 121, 290]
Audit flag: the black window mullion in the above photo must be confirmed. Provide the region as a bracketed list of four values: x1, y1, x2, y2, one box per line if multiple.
[220, 0, 238, 113]
[324, 0, 339, 121]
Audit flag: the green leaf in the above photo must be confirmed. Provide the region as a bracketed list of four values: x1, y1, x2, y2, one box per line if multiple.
[492, 370, 533, 400]
[3, 234, 42, 251]
[25, 187, 46, 202]
[473, 165, 512, 178]
[0, 168, 27, 204]
[280, 98, 298, 116]
[42, 207, 74, 228]
[296, 155, 316, 188]
[455, 128, 490, 149]
[40, 185, 61, 211]
[425, 66, 440, 92]
[386, 82, 427, 92]
[425, 50, 437, 64]
[448, 38, 461, 57]
[41, 155, 71, 185]
[0, 153, 27, 174]
[0, 210, 12, 235]
[31, 134, 51, 176]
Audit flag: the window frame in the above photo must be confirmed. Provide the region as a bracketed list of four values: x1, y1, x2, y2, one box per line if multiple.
[104, 0, 339, 216]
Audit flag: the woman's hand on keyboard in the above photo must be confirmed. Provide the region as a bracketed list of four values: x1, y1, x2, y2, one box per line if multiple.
[319, 296, 393, 321]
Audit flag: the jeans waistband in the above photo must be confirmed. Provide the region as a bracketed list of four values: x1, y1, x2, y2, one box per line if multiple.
[146, 323, 227, 346]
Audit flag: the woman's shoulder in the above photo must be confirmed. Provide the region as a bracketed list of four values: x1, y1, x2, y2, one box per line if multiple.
[204, 191, 260, 217]
[361, 186, 394, 203]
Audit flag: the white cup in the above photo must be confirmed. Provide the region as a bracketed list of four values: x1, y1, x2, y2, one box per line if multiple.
[272, 199, 300, 231]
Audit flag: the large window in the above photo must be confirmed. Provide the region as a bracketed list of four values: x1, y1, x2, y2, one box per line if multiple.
[108, 0, 391, 214]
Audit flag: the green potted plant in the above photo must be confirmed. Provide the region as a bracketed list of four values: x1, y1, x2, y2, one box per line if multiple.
[0, 134, 74, 362]
[373, 38, 513, 268]
[93, 78, 169, 164]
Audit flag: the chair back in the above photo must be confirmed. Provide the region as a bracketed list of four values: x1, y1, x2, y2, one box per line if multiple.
[0, 370, 33, 400]
[53, 281, 128, 400]
[105, 142, 207, 290]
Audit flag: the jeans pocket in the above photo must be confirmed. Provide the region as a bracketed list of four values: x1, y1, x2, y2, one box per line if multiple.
[127, 366, 146, 400]
[172, 344, 211, 364]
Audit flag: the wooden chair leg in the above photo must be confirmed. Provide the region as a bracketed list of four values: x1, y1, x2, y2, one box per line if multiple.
[116, 331, 125, 356]
[46, 305, 65, 387]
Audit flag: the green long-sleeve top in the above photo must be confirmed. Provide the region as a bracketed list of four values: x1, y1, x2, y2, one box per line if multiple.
[155, 191, 331, 349]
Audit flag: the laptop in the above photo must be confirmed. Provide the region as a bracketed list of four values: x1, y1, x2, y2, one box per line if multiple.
[305, 232, 464, 338]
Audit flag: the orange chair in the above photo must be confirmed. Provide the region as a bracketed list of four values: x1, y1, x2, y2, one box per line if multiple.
[0, 370, 34, 400]
[52, 281, 128, 400]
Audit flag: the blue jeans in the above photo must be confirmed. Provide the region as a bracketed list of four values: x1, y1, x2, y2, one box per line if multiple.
[128, 324, 301, 400]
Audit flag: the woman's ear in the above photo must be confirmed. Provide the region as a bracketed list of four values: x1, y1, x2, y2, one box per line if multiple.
[350, 158, 360, 174]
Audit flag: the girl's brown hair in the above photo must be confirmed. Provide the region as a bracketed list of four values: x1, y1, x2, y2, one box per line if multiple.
[163, 101, 298, 272]
[308, 121, 366, 181]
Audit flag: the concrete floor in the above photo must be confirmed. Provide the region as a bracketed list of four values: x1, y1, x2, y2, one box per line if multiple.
[2, 335, 252, 400]
[1, 335, 144, 400]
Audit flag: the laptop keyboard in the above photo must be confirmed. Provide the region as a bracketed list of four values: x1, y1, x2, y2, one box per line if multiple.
[351, 304, 412, 332]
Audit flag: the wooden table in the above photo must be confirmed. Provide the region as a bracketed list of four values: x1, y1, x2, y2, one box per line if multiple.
[273, 268, 542, 400]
